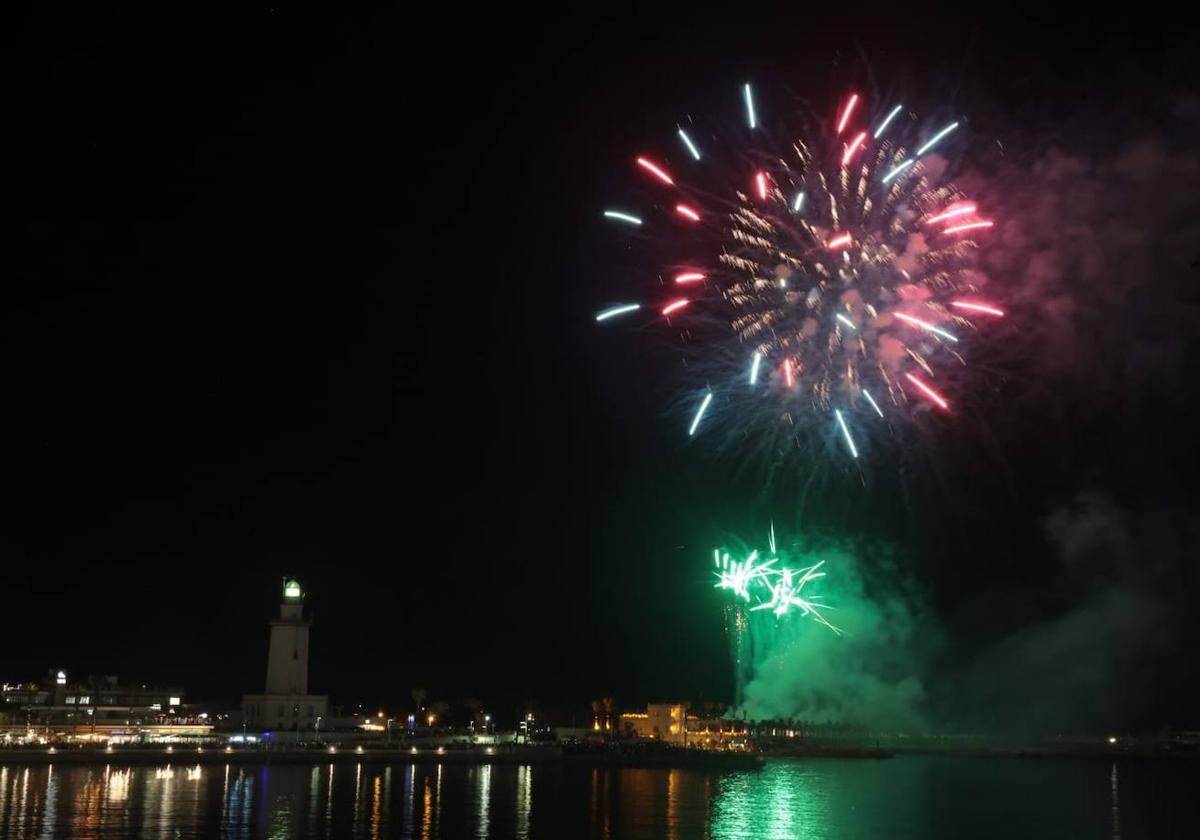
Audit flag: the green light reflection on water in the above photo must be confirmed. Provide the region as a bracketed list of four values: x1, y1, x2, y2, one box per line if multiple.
[710, 760, 832, 840]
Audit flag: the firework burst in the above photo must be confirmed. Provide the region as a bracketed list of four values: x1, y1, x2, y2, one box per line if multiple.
[596, 85, 1003, 465]
[714, 525, 840, 634]
[714, 524, 842, 709]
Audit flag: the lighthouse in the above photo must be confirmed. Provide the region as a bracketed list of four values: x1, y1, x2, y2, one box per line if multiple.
[241, 578, 328, 735]
[266, 579, 310, 695]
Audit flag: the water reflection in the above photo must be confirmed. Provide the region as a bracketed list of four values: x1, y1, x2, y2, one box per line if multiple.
[1110, 762, 1121, 840]
[225, 766, 254, 835]
[589, 767, 612, 839]
[370, 771, 382, 840]
[515, 764, 531, 838]
[475, 764, 491, 837]
[309, 768, 324, 835]
[108, 768, 130, 803]
[42, 764, 57, 837]
[710, 760, 833, 839]
[71, 768, 102, 834]
[0, 756, 1192, 838]
[402, 763, 414, 836]
[352, 763, 363, 837]
[419, 769, 433, 840]
[434, 764, 442, 834]
[325, 763, 335, 832]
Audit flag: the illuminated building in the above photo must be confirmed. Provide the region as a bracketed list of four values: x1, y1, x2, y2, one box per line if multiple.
[619, 703, 689, 744]
[1, 672, 209, 743]
[617, 703, 749, 749]
[241, 579, 328, 732]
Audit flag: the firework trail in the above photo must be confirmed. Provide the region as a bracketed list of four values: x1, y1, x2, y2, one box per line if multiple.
[596, 85, 1002, 465]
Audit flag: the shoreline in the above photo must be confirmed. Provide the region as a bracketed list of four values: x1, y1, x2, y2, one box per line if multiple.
[0, 747, 763, 770]
[2, 744, 1196, 768]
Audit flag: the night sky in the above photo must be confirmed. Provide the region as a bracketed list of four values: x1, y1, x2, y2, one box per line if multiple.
[5, 9, 1199, 730]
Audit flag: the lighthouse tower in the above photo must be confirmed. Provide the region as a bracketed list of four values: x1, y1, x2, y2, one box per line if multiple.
[241, 578, 328, 734]
[266, 579, 310, 695]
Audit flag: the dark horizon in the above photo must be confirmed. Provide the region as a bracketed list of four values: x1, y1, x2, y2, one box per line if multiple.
[5, 8, 1199, 733]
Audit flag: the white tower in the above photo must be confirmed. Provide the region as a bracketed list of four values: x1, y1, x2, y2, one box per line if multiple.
[265, 579, 310, 695]
[242, 578, 328, 733]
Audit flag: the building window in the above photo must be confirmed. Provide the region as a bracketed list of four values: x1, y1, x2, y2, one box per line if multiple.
[65, 696, 76, 704]
[169, 696, 181, 706]
[79, 696, 90, 705]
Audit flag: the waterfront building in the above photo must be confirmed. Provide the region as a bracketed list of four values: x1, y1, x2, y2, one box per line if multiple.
[618, 703, 748, 748]
[1, 671, 209, 743]
[620, 703, 690, 744]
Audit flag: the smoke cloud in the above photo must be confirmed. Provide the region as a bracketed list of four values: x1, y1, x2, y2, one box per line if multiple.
[738, 537, 932, 730]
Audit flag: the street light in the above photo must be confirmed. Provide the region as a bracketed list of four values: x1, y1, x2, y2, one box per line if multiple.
[315, 716, 322, 745]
